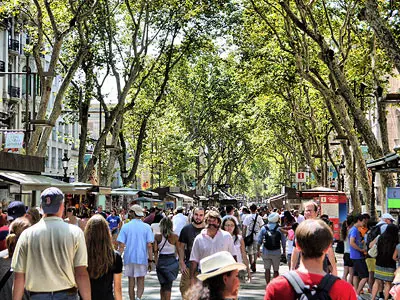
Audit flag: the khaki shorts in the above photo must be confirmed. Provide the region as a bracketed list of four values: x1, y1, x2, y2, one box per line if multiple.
[262, 253, 281, 272]
[246, 240, 258, 255]
[366, 257, 376, 272]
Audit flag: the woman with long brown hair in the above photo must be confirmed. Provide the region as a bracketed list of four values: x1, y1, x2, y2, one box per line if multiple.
[154, 217, 182, 300]
[0, 217, 31, 300]
[85, 214, 123, 300]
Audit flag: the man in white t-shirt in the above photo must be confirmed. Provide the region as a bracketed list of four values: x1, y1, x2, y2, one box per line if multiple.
[243, 203, 264, 272]
[173, 206, 188, 236]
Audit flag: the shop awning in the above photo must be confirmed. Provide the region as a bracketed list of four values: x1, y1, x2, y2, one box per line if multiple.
[167, 193, 194, 204]
[366, 153, 400, 172]
[267, 193, 286, 209]
[0, 171, 75, 192]
[111, 188, 140, 196]
[111, 188, 159, 197]
[136, 196, 162, 202]
[70, 182, 93, 195]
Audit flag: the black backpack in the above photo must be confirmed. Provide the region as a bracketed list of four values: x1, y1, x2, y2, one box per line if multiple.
[366, 223, 384, 250]
[263, 224, 281, 250]
[283, 271, 338, 300]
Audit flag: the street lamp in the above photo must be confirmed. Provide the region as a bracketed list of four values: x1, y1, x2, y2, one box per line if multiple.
[61, 153, 70, 183]
[339, 156, 346, 192]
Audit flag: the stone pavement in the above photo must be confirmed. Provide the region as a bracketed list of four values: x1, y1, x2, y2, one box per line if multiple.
[121, 252, 365, 300]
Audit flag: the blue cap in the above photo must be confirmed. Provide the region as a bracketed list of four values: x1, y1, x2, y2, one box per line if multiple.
[41, 187, 64, 214]
[7, 201, 27, 221]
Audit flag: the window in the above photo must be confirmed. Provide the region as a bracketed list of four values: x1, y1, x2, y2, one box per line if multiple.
[52, 126, 57, 140]
[58, 122, 63, 142]
[58, 149, 63, 169]
[51, 147, 56, 169]
[45, 147, 49, 168]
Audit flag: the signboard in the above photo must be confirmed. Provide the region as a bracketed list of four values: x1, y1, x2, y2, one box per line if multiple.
[387, 187, 400, 209]
[319, 195, 343, 240]
[296, 172, 307, 183]
[5, 132, 24, 149]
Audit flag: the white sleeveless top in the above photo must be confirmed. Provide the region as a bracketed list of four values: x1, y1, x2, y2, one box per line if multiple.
[159, 235, 176, 255]
[234, 235, 243, 263]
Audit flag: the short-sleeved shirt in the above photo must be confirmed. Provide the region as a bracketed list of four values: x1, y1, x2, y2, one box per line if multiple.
[258, 223, 286, 255]
[11, 217, 87, 292]
[117, 219, 154, 265]
[172, 213, 188, 236]
[349, 226, 363, 260]
[106, 215, 120, 231]
[243, 213, 264, 238]
[90, 251, 123, 300]
[179, 224, 203, 263]
[189, 229, 235, 264]
[264, 271, 357, 300]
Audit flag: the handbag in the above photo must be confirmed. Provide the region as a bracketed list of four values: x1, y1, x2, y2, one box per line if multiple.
[335, 240, 344, 254]
[244, 214, 258, 247]
[368, 235, 380, 258]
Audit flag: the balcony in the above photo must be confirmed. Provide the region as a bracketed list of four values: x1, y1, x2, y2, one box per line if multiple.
[8, 86, 20, 98]
[8, 39, 20, 53]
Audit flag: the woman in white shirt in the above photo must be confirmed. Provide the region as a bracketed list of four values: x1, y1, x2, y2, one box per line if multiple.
[222, 216, 251, 282]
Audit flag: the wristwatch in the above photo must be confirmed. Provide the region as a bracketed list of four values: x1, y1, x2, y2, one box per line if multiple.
[148, 259, 155, 263]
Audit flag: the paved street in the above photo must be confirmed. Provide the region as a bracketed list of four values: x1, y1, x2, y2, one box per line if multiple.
[120, 252, 363, 300]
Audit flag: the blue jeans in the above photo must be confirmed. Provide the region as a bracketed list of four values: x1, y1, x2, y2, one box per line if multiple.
[30, 291, 78, 300]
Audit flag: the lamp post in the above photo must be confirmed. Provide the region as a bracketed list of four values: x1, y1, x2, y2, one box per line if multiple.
[61, 153, 70, 183]
[339, 156, 345, 192]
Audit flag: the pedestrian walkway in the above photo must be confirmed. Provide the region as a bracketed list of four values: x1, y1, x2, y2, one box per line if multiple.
[121, 252, 355, 299]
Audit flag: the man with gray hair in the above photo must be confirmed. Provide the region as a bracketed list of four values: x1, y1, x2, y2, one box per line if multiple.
[12, 187, 90, 300]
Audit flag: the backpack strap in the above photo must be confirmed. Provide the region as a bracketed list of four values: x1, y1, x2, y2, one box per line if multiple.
[282, 271, 306, 296]
[316, 273, 339, 294]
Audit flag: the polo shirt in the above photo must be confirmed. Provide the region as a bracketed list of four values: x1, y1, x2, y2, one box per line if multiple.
[117, 219, 154, 265]
[11, 217, 87, 292]
[189, 229, 235, 264]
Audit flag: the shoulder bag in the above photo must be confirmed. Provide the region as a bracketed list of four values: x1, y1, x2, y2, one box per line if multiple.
[368, 235, 380, 258]
[244, 214, 258, 247]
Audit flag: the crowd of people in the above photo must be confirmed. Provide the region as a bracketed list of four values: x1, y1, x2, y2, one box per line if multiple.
[1, 188, 400, 300]
[340, 212, 400, 300]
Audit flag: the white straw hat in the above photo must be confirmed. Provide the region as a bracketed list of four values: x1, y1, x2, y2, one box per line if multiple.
[197, 251, 246, 281]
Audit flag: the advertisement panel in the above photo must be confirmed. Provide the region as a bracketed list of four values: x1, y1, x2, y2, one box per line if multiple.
[319, 195, 346, 240]
[387, 187, 400, 209]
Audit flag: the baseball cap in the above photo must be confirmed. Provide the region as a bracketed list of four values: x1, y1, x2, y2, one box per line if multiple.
[381, 213, 396, 221]
[7, 201, 27, 221]
[268, 212, 280, 223]
[130, 204, 144, 217]
[40, 187, 64, 214]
